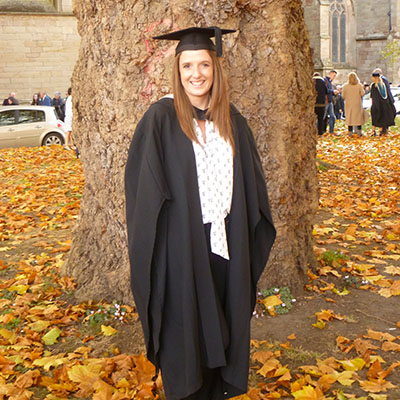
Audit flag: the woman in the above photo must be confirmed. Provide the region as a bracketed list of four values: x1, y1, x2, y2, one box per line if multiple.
[125, 27, 276, 400]
[370, 71, 396, 135]
[342, 72, 367, 136]
[31, 93, 39, 105]
[64, 87, 73, 149]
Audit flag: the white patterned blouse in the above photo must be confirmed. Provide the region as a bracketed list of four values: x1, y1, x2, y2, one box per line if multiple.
[192, 119, 233, 260]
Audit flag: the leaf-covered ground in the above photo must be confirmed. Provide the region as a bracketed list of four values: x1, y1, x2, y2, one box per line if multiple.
[0, 124, 399, 399]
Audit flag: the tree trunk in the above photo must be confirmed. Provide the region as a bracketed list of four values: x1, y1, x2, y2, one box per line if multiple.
[63, 0, 318, 303]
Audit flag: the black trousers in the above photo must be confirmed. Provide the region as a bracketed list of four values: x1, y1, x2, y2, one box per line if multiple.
[181, 223, 233, 400]
[348, 125, 362, 132]
[315, 106, 325, 135]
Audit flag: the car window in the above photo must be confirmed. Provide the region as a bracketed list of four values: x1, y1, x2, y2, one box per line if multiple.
[16, 110, 46, 124]
[0, 110, 16, 126]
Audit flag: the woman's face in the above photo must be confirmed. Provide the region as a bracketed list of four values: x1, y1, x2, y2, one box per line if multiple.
[179, 49, 214, 107]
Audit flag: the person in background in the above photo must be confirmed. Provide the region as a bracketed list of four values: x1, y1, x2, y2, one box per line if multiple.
[333, 85, 345, 120]
[313, 72, 327, 136]
[31, 93, 40, 105]
[2, 92, 19, 105]
[38, 91, 52, 106]
[64, 87, 73, 149]
[323, 70, 339, 134]
[370, 71, 396, 136]
[342, 72, 367, 137]
[125, 26, 276, 400]
[363, 82, 370, 95]
[52, 92, 65, 121]
[372, 68, 394, 103]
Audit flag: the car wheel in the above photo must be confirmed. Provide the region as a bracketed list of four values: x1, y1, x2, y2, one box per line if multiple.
[42, 132, 64, 146]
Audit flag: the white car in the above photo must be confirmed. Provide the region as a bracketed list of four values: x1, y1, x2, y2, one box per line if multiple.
[0, 105, 66, 149]
[363, 87, 400, 114]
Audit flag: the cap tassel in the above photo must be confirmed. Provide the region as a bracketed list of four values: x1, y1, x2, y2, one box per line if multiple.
[213, 27, 223, 57]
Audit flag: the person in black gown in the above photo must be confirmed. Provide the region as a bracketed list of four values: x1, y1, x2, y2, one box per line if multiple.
[370, 71, 396, 136]
[125, 27, 276, 400]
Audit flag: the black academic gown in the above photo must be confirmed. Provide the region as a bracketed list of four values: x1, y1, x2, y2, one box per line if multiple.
[371, 82, 396, 128]
[125, 97, 276, 400]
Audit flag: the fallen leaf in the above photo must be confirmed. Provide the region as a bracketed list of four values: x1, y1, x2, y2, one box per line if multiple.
[101, 325, 118, 336]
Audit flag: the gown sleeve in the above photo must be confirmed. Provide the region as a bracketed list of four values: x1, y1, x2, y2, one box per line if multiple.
[231, 107, 276, 304]
[124, 104, 171, 363]
[243, 120, 276, 290]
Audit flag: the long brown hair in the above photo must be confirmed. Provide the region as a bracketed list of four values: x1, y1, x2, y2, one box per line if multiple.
[172, 50, 235, 152]
[348, 72, 360, 86]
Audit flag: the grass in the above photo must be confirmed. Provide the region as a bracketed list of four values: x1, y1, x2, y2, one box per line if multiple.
[320, 250, 348, 266]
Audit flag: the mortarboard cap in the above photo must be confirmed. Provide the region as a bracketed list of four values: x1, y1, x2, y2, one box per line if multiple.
[153, 26, 236, 57]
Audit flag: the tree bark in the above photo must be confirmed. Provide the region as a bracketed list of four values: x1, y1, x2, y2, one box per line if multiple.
[63, 0, 318, 303]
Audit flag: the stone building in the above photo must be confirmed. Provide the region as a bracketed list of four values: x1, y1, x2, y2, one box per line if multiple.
[0, 0, 79, 103]
[303, 0, 400, 84]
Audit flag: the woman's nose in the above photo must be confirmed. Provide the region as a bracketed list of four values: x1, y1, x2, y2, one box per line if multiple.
[192, 65, 201, 77]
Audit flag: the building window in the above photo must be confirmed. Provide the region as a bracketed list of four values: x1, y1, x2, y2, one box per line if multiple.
[330, 0, 346, 63]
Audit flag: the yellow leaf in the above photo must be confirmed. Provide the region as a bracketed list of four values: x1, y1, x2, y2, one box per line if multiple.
[8, 285, 29, 295]
[101, 325, 118, 336]
[67, 363, 103, 383]
[28, 320, 51, 333]
[370, 395, 387, 400]
[0, 328, 16, 344]
[345, 234, 356, 241]
[339, 358, 366, 371]
[42, 328, 61, 345]
[312, 320, 326, 329]
[292, 384, 324, 399]
[32, 355, 69, 371]
[260, 295, 282, 309]
[384, 266, 400, 276]
[333, 287, 350, 296]
[6, 355, 23, 365]
[335, 370, 357, 386]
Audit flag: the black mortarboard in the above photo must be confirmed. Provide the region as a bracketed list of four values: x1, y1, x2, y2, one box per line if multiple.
[153, 26, 236, 57]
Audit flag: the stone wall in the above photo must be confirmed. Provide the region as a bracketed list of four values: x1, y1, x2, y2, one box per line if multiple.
[355, 1, 390, 83]
[303, 0, 322, 67]
[0, 9, 79, 103]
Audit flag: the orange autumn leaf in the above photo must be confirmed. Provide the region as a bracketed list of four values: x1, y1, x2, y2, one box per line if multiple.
[359, 379, 397, 393]
[381, 341, 400, 352]
[317, 373, 336, 392]
[256, 359, 281, 378]
[366, 329, 397, 342]
[252, 351, 274, 364]
[14, 369, 41, 389]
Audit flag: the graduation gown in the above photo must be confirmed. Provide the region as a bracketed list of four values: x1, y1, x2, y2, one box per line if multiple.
[371, 82, 396, 128]
[125, 97, 276, 399]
